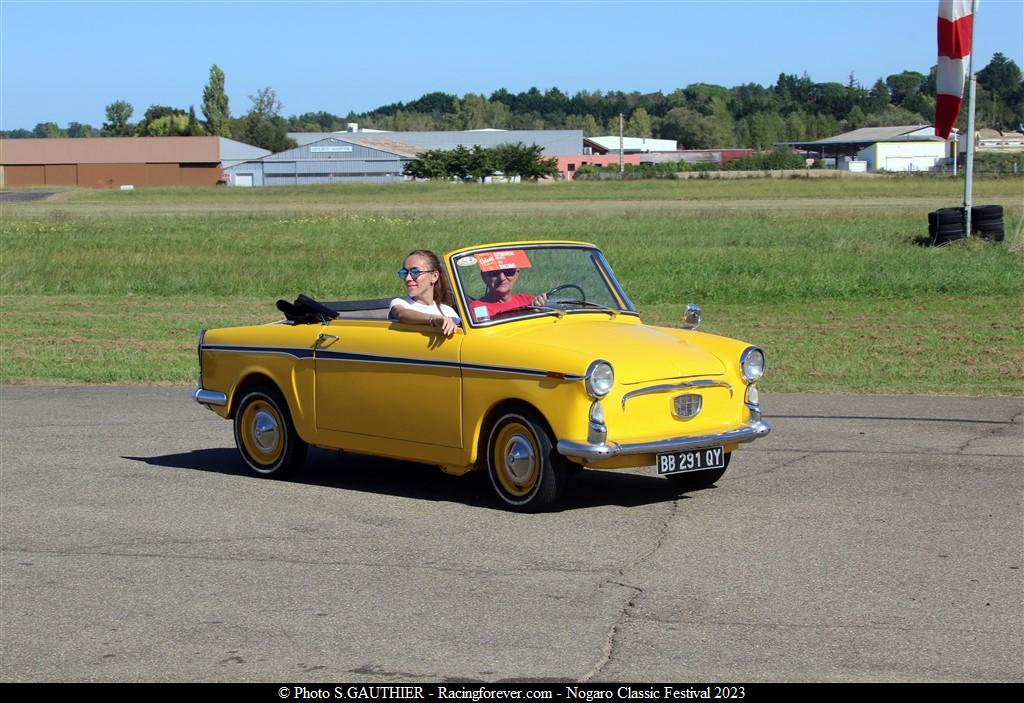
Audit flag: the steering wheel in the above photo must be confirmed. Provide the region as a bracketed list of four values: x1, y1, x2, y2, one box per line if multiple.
[543, 283, 585, 302]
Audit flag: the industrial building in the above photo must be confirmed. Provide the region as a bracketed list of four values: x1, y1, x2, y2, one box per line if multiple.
[0, 137, 270, 188]
[289, 127, 582, 156]
[224, 135, 423, 186]
[971, 128, 1024, 153]
[222, 128, 586, 185]
[584, 135, 677, 153]
[780, 125, 949, 172]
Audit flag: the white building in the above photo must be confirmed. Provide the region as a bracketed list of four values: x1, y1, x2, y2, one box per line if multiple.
[857, 138, 947, 172]
[780, 125, 950, 172]
[585, 136, 677, 154]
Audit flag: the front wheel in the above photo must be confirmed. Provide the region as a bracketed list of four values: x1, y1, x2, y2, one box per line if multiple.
[667, 452, 731, 492]
[486, 410, 566, 512]
[233, 385, 307, 479]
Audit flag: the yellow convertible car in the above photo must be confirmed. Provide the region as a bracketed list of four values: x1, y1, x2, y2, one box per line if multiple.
[192, 241, 770, 511]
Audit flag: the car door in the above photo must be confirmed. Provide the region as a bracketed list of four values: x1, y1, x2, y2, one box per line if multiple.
[313, 319, 464, 449]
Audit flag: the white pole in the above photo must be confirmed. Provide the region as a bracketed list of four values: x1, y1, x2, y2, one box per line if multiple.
[963, 0, 980, 237]
[952, 130, 958, 176]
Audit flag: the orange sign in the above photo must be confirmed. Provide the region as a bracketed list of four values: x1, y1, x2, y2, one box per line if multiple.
[476, 249, 532, 272]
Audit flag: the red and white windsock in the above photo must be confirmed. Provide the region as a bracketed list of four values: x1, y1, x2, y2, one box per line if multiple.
[935, 0, 975, 138]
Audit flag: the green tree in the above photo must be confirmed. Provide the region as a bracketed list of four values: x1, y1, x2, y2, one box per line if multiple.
[466, 145, 494, 182]
[66, 122, 93, 138]
[237, 87, 296, 152]
[187, 106, 204, 135]
[625, 107, 652, 137]
[659, 107, 729, 148]
[202, 64, 232, 137]
[684, 83, 730, 115]
[136, 104, 187, 135]
[977, 52, 1023, 101]
[707, 97, 736, 147]
[846, 105, 866, 129]
[866, 78, 891, 113]
[580, 114, 601, 137]
[784, 111, 808, 141]
[138, 114, 191, 136]
[403, 149, 451, 179]
[33, 122, 66, 138]
[743, 112, 786, 149]
[886, 71, 926, 107]
[101, 100, 134, 136]
[862, 105, 927, 128]
[445, 145, 473, 179]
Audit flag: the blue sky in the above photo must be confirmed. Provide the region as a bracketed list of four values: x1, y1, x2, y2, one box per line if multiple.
[1, 0, 1022, 130]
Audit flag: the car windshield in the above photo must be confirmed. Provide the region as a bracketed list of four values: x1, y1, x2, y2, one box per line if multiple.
[450, 245, 636, 326]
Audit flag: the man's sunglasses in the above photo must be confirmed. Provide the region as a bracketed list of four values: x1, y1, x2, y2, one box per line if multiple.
[398, 267, 435, 281]
[483, 268, 518, 278]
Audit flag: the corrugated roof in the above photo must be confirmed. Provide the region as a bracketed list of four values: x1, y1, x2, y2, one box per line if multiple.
[288, 129, 584, 155]
[338, 136, 424, 158]
[219, 137, 271, 162]
[0, 136, 226, 165]
[807, 125, 939, 145]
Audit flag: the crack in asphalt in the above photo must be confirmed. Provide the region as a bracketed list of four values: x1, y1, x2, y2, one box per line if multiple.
[579, 582, 642, 683]
[573, 411, 1022, 682]
[956, 416, 1024, 454]
[579, 499, 680, 682]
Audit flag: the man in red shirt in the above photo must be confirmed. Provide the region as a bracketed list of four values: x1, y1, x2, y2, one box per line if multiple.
[472, 267, 549, 317]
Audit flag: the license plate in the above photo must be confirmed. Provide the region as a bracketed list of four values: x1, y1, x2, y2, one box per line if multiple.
[657, 446, 726, 475]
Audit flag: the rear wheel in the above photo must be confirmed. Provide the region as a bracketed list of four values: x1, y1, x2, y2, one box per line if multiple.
[233, 385, 307, 479]
[667, 452, 731, 492]
[486, 410, 566, 511]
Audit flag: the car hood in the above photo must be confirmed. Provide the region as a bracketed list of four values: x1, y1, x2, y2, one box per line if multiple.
[495, 317, 726, 384]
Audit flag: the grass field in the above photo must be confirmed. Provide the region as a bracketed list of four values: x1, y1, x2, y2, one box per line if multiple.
[2, 177, 1022, 394]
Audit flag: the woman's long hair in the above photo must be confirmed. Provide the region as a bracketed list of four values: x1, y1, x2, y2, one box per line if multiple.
[408, 249, 455, 307]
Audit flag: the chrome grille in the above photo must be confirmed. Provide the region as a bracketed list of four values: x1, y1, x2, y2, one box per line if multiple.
[672, 394, 702, 419]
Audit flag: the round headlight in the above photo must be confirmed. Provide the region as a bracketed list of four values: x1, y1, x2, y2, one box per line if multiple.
[740, 347, 765, 383]
[585, 360, 614, 398]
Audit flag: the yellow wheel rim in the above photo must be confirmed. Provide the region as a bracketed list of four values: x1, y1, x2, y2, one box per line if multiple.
[492, 421, 540, 497]
[240, 399, 284, 466]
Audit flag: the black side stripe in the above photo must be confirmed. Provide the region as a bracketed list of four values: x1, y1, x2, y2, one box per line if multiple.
[202, 344, 315, 359]
[201, 344, 584, 380]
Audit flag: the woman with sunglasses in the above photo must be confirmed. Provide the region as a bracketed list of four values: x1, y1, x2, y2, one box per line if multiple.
[388, 249, 461, 338]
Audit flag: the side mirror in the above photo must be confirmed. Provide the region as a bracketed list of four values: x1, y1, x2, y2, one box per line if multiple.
[682, 303, 702, 330]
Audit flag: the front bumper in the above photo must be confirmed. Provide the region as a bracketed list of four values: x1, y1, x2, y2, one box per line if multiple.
[556, 419, 771, 463]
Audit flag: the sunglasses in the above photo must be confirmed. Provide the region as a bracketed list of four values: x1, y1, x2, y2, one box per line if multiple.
[398, 267, 435, 281]
[483, 268, 518, 279]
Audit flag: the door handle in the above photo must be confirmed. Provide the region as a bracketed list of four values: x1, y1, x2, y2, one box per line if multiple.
[316, 333, 339, 347]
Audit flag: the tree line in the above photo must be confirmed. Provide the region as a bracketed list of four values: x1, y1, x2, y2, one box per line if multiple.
[288, 53, 1023, 149]
[4, 54, 1021, 152]
[2, 65, 297, 153]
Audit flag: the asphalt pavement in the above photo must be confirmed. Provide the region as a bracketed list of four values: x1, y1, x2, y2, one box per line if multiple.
[1, 386, 1020, 682]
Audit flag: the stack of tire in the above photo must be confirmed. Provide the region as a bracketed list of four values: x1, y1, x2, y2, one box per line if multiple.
[971, 204, 1005, 241]
[928, 208, 965, 245]
[927, 205, 1005, 245]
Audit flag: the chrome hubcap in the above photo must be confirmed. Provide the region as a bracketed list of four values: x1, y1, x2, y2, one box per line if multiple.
[503, 434, 536, 485]
[252, 410, 280, 454]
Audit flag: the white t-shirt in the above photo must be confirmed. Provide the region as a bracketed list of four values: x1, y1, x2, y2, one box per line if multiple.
[389, 297, 461, 324]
